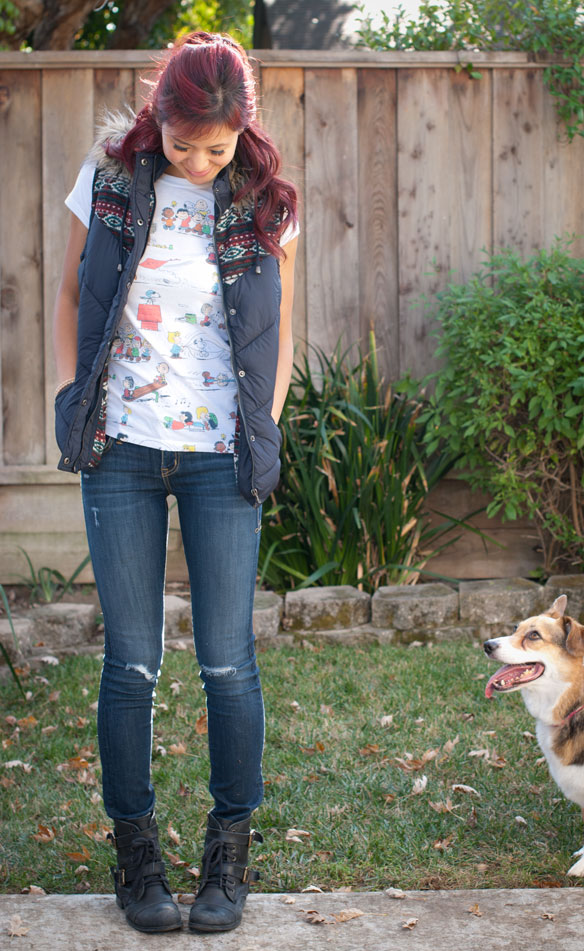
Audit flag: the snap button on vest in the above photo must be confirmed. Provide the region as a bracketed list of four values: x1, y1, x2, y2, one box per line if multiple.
[238, 369, 245, 377]
[136, 218, 144, 226]
[229, 308, 236, 315]
[140, 158, 148, 166]
[250, 434, 255, 441]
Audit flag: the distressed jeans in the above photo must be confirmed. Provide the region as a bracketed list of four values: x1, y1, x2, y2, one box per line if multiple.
[81, 439, 264, 823]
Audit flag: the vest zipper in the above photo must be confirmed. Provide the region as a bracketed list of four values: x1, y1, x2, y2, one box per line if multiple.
[212, 184, 260, 507]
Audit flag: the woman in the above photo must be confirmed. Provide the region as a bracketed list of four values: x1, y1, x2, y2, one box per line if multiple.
[53, 31, 298, 936]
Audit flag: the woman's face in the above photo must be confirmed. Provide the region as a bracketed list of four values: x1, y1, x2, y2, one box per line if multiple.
[161, 122, 239, 185]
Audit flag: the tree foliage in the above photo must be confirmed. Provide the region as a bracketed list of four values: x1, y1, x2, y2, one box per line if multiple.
[0, 0, 253, 51]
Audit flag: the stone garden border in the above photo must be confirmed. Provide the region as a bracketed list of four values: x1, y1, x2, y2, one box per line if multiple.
[1, 575, 583, 668]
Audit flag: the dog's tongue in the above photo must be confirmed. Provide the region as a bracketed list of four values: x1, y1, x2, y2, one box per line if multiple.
[485, 663, 545, 698]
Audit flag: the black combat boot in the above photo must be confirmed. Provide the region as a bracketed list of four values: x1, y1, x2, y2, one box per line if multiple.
[108, 813, 182, 933]
[188, 813, 263, 933]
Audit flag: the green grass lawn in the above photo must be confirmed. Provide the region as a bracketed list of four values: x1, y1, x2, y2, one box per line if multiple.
[1, 641, 582, 895]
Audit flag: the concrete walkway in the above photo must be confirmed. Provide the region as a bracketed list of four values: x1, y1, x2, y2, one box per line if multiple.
[1, 888, 582, 950]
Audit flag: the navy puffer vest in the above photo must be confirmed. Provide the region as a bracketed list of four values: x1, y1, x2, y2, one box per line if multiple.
[55, 152, 282, 507]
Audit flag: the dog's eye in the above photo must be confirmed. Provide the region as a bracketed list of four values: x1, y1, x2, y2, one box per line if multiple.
[526, 630, 541, 641]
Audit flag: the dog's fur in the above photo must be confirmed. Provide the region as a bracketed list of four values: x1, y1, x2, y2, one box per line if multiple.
[484, 595, 584, 875]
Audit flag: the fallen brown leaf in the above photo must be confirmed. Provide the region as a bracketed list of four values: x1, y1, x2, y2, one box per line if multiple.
[540, 912, 555, 921]
[21, 885, 46, 895]
[385, 887, 406, 899]
[165, 850, 189, 868]
[168, 742, 187, 755]
[177, 893, 195, 904]
[32, 824, 56, 843]
[65, 846, 91, 861]
[433, 834, 454, 851]
[402, 917, 419, 930]
[301, 742, 325, 754]
[8, 915, 29, 937]
[195, 713, 208, 735]
[286, 828, 311, 843]
[429, 798, 455, 814]
[452, 784, 480, 797]
[167, 822, 181, 845]
[468, 903, 482, 917]
[303, 909, 330, 925]
[334, 908, 364, 923]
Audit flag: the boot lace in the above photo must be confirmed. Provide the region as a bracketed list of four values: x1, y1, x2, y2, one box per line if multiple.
[200, 837, 238, 891]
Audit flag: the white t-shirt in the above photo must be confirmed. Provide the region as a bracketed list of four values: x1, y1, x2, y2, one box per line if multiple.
[66, 163, 298, 454]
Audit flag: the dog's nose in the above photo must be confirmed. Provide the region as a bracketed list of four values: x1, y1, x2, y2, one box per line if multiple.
[483, 640, 497, 656]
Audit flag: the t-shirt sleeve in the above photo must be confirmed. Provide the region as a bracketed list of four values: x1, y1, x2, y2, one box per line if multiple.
[65, 162, 96, 229]
[279, 214, 300, 247]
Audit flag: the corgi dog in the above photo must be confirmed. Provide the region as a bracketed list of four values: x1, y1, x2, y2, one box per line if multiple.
[484, 594, 584, 875]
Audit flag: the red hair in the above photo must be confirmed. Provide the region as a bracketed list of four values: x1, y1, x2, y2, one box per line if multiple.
[106, 32, 298, 259]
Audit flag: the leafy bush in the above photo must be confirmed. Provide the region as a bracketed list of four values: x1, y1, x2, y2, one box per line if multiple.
[356, 0, 584, 140]
[417, 241, 584, 573]
[258, 337, 461, 593]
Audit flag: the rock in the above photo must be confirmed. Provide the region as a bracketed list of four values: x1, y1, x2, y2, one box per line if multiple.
[0, 618, 36, 662]
[298, 625, 395, 647]
[544, 575, 584, 621]
[284, 586, 370, 632]
[164, 595, 193, 640]
[371, 583, 458, 631]
[254, 591, 283, 639]
[459, 578, 543, 626]
[25, 603, 98, 649]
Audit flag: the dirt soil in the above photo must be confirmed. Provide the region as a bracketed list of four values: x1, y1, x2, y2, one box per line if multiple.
[0, 581, 191, 617]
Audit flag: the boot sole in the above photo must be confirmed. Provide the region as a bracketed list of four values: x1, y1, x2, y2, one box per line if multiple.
[189, 920, 241, 933]
[126, 917, 183, 934]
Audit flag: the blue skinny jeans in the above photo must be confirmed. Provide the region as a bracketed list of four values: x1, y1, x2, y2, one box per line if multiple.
[80, 439, 264, 824]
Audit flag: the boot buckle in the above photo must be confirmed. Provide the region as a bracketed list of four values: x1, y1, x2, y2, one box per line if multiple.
[242, 866, 249, 883]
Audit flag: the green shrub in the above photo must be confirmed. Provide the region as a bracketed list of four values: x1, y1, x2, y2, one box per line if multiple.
[356, 0, 584, 140]
[417, 240, 584, 573]
[258, 336, 460, 592]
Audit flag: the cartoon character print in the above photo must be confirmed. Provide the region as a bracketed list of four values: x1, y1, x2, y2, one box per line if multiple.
[196, 406, 218, 431]
[161, 207, 175, 230]
[163, 410, 196, 431]
[175, 207, 192, 234]
[168, 331, 183, 359]
[206, 242, 217, 265]
[183, 199, 214, 236]
[201, 370, 235, 388]
[199, 302, 225, 329]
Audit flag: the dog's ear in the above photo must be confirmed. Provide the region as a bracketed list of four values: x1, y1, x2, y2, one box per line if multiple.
[545, 594, 568, 618]
[565, 618, 584, 657]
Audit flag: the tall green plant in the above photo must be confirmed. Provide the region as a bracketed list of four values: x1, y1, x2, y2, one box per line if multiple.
[259, 336, 463, 593]
[355, 0, 584, 140]
[416, 240, 584, 573]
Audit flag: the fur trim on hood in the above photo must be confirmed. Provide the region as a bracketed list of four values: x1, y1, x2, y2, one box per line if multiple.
[86, 108, 254, 209]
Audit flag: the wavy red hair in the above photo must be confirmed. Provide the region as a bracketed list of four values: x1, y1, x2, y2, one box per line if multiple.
[106, 31, 298, 258]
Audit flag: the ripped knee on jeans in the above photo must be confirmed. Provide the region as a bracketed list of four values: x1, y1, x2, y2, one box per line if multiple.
[200, 663, 237, 680]
[104, 655, 160, 684]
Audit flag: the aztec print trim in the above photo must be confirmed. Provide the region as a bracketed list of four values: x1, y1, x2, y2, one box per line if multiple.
[87, 366, 109, 469]
[214, 204, 280, 285]
[92, 169, 153, 254]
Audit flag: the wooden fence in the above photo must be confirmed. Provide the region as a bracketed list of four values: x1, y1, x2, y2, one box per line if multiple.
[1, 50, 582, 583]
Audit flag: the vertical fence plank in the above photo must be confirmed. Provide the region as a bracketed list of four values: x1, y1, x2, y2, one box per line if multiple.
[357, 68, 398, 381]
[94, 67, 135, 123]
[42, 68, 95, 464]
[0, 70, 45, 465]
[305, 68, 360, 360]
[397, 68, 492, 380]
[493, 69, 544, 254]
[260, 67, 306, 353]
[542, 84, 584, 256]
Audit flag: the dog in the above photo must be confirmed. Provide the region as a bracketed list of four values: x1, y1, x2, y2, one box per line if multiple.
[484, 594, 584, 875]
